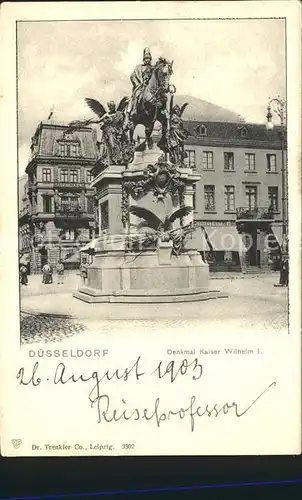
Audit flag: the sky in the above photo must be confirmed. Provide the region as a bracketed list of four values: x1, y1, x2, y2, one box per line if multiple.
[17, 19, 286, 174]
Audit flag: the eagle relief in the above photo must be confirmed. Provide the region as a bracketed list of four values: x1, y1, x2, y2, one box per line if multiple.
[127, 204, 194, 255]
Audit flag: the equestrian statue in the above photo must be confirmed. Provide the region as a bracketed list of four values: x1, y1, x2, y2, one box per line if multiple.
[124, 47, 174, 151]
[66, 47, 191, 167]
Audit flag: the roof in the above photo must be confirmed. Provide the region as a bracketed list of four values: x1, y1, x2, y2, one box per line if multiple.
[174, 95, 245, 122]
[31, 122, 98, 160]
[183, 120, 285, 147]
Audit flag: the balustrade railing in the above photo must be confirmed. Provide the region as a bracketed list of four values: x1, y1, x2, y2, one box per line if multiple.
[236, 207, 275, 220]
[53, 181, 86, 189]
[54, 203, 84, 216]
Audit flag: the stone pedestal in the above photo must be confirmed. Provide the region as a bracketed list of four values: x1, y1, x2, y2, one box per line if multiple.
[73, 247, 220, 303]
[74, 140, 224, 304]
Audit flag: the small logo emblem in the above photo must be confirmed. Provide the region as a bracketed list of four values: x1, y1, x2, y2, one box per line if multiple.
[11, 439, 22, 449]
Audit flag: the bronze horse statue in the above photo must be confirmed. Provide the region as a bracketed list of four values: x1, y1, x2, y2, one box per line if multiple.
[128, 57, 174, 150]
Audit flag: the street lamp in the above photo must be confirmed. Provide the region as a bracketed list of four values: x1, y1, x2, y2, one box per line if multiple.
[265, 97, 288, 254]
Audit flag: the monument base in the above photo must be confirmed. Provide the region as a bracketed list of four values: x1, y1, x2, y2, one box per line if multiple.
[73, 248, 226, 304]
[73, 288, 226, 304]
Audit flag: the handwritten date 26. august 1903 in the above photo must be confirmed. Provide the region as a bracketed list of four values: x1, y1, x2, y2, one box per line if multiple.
[16, 357, 276, 432]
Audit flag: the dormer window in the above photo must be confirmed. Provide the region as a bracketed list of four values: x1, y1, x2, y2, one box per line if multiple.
[196, 124, 207, 136]
[238, 126, 248, 138]
[58, 133, 81, 157]
[58, 142, 80, 157]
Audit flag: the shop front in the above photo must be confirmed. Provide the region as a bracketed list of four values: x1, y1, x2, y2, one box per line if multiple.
[236, 221, 281, 270]
[202, 224, 247, 272]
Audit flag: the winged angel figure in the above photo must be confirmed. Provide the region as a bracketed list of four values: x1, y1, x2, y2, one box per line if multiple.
[66, 97, 133, 165]
[168, 102, 191, 165]
[128, 205, 194, 255]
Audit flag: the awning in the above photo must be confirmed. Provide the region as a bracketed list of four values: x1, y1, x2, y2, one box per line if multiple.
[64, 252, 80, 263]
[270, 224, 283, 245]
[205, 226, 247, 252]
[80, 235, 127, 253]
[19, 253, 30, 265]
[80, 239, 99, 253]
[186, 226, 210, 251]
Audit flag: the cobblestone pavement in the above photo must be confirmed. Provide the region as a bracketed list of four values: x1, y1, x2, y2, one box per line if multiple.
[20, 272, 86, 344]
[20, 313, 86, 345]
[20, 271, 288, 343]
[20, 271, 82, 296]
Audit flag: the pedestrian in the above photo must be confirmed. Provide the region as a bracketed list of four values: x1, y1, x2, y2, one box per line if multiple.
[80, 262, 88, 286]
[20, 264, 28, 286]
[42, 263, 47, 284]
[275, 254, 289, 287]
[42, 263, 52, 284]
[49, 264, 53, 283]
[56, 260, 65, 284]
[282, 256, 289, 287]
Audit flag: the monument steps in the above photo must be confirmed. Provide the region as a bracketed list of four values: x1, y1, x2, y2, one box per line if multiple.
[73, 288, 227, 304]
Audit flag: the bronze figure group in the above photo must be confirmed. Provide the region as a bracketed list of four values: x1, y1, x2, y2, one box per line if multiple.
[67, 47, 191, 168]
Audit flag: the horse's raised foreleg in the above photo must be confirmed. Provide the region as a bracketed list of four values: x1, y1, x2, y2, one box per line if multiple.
[145, 123, 154, 149]
[128, 121, 136, 145]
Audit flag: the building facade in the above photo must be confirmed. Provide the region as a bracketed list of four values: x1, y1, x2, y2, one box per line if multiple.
[183, 121, 286, 271]
[19, 121, 99, 273]
[19, 118, 286, 273]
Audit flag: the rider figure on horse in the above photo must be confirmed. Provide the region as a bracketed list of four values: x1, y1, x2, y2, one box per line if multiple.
[125, 47, 154, 128]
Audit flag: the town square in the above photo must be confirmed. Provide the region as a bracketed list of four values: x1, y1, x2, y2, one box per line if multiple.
[2, 1, 301, 466]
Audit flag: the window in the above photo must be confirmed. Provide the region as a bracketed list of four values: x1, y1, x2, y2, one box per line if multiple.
[59, 142, 80, 157]
[70, 144, 80, 157]
[197, 124, 207, 136]
[224, 185, 235, 211]
[100, 201, 109, 230]
[70, 169, 78, 183]
[192, 185, 196, 211]
[204, 185, 215, 211]
[42, 168, 51, 182]
[86, 170, 93, 183]
[87, 197, 95, 214]
[268, 187, 278, 211]
[63, 229, 75, 240]
[245, 153, 256, 171]
[184, 150, 196, 168]
[60, 169, 68, 182]
[59, 143, 67, 156]
[202, 151, 213, 170]
[267, 154, 277, 172]
[245, 185, 258, 210]
[60, 196, 69, 211]
[43, 195, 52, 213]
[224, 152, 234, 170]
[59, 196, 79, 213]
[70, 197, 79, 211]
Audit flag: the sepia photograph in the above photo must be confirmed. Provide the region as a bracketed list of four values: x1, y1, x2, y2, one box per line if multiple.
[1, 1, 300, 457]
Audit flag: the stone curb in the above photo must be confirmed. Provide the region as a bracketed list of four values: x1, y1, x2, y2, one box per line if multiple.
[21, 310, 73, 318]
[210, 274, 275, 280]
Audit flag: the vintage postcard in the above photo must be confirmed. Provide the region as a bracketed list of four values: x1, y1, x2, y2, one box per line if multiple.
[0, 1, 301, 456]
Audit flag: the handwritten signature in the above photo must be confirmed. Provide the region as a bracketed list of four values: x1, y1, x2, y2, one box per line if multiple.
[89, 385, 276, 431]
